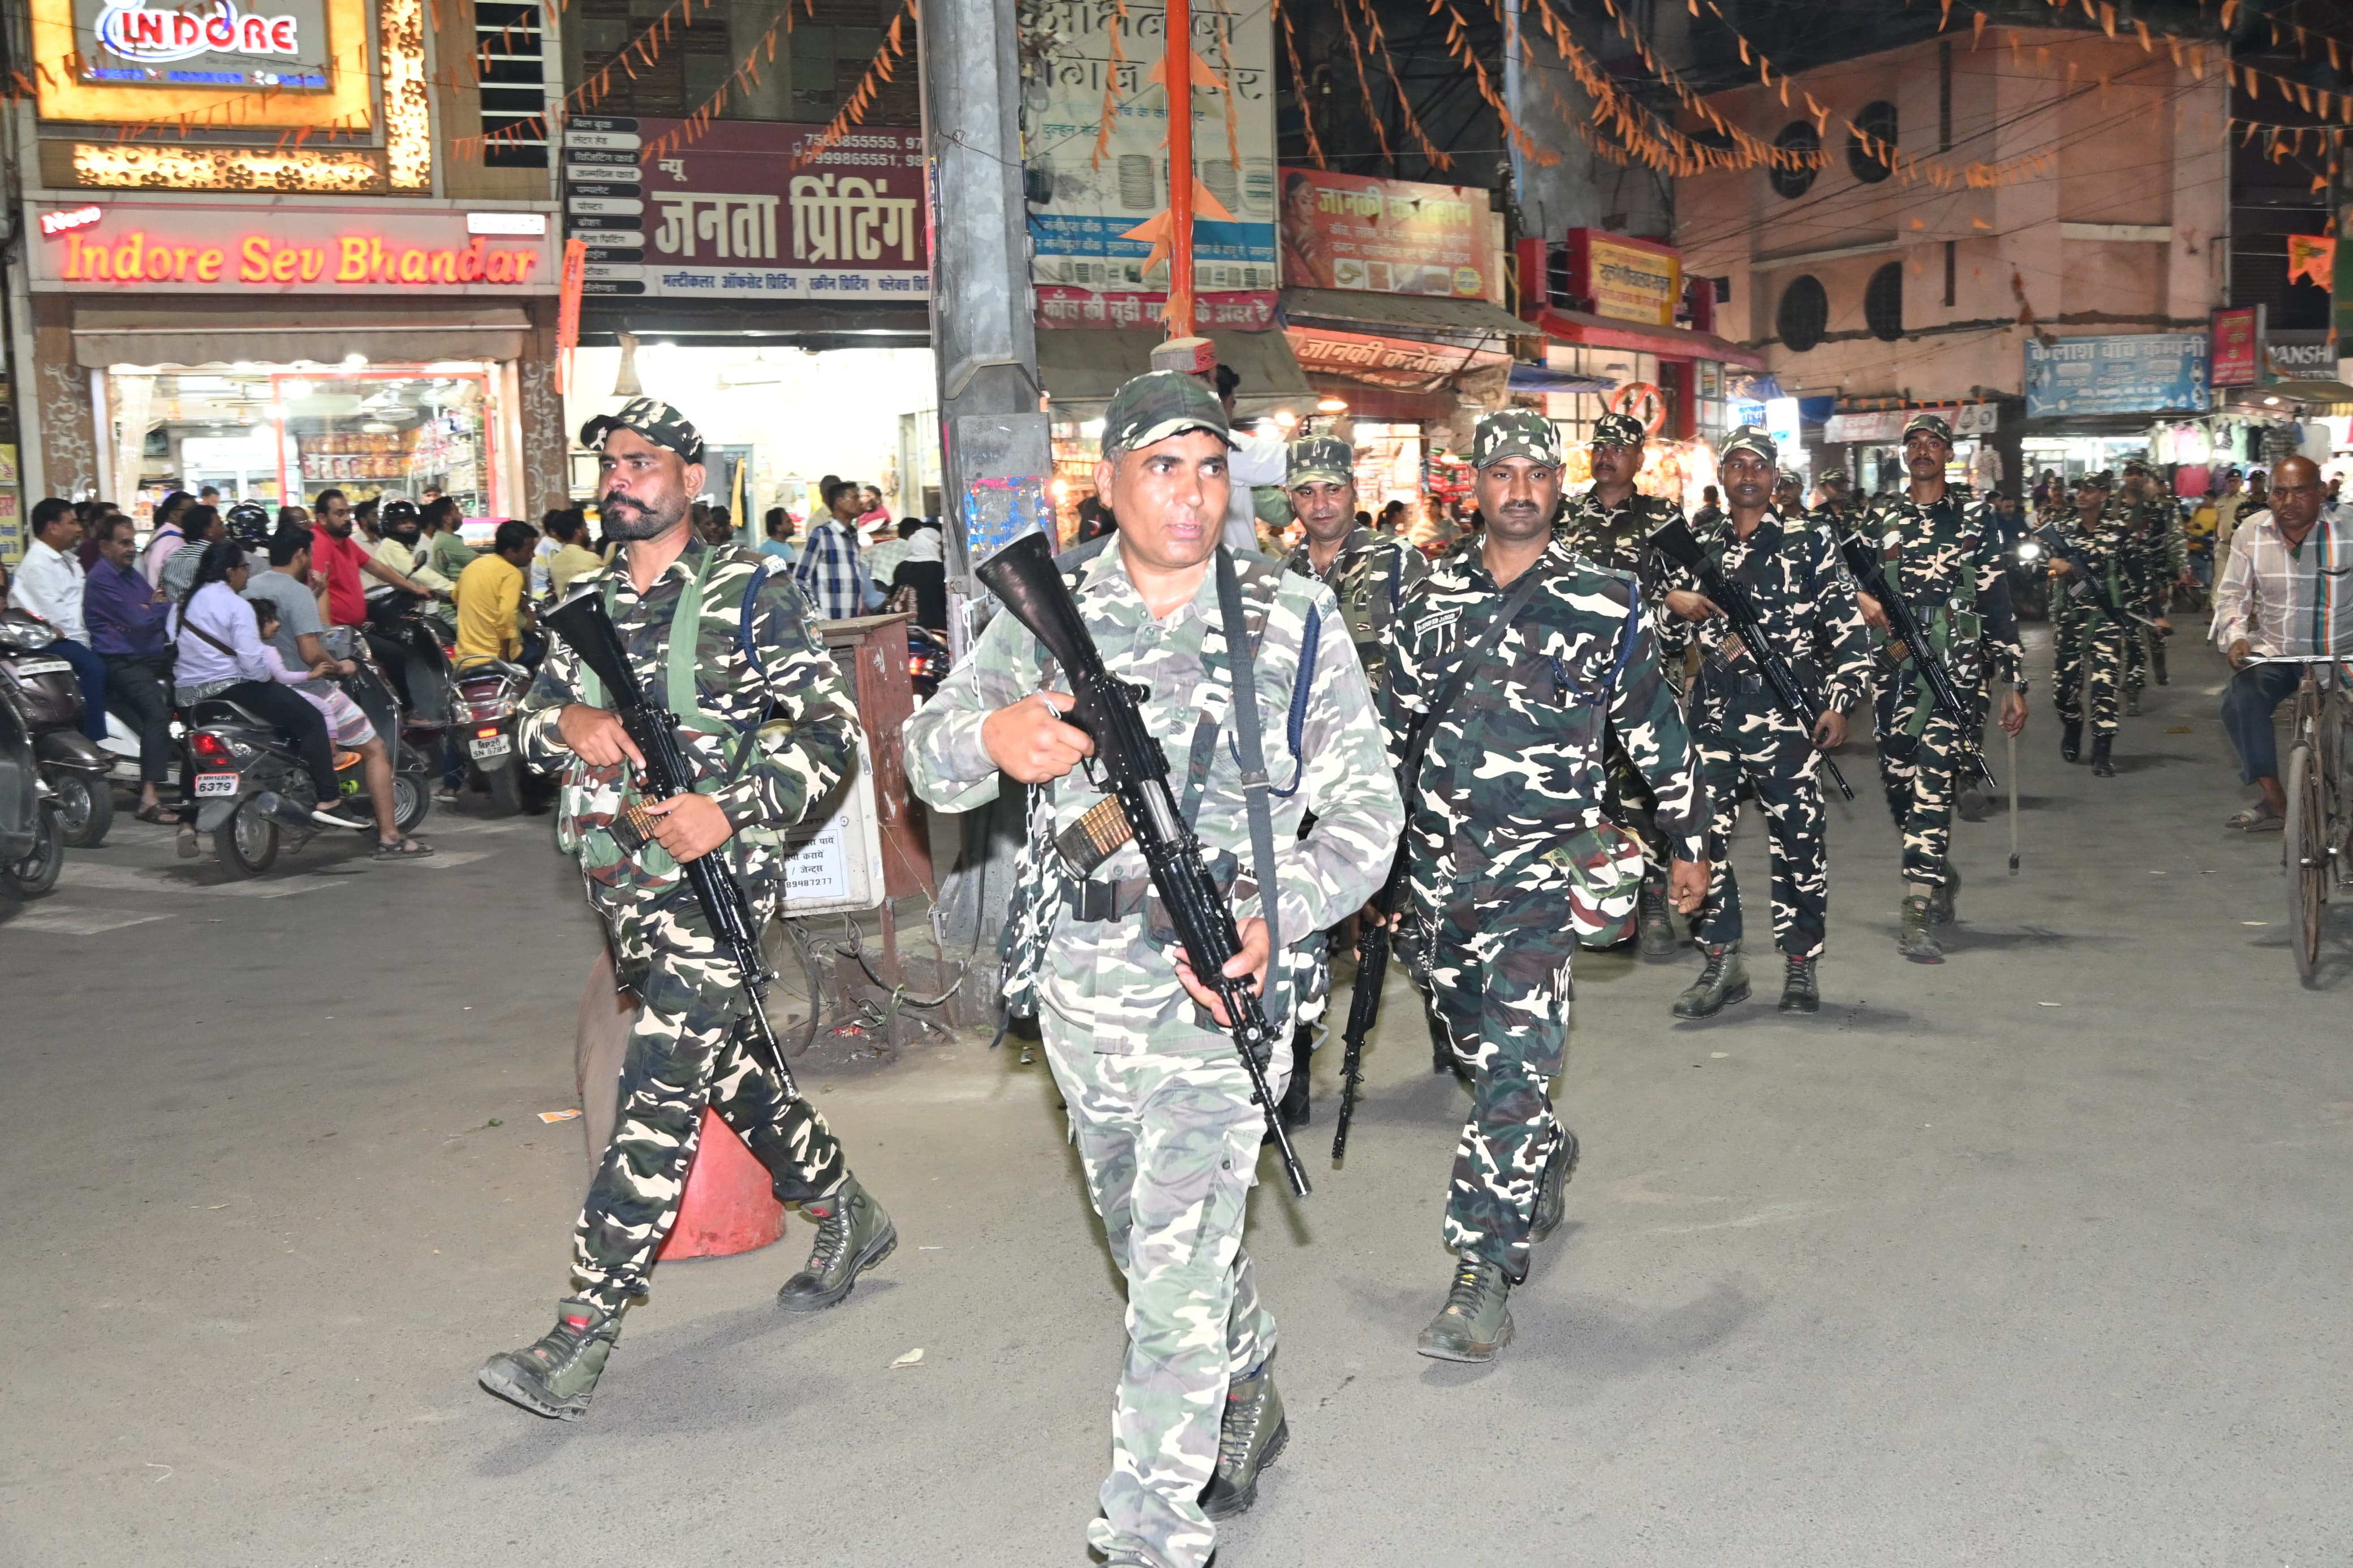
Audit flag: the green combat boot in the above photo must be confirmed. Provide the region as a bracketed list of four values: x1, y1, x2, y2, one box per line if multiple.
[1416, 1256, 1514, 1362]
[776, 1174, 898, 1312]
[1929, 863, 1959, 926]
[1635, 877, 1677, 961]
[1779, 954, 1819, 1013]
[1671, 943, 1749, 1020]
[1200, 1355, 1288, 1520]
[477, 1298, 622, 1420]
[1529, 1127, 1581, 1243]
[1898, 894, 1944, 964]
[2091, 736, 2116, 778]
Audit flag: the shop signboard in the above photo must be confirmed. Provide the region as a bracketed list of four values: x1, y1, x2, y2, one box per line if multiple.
[1287, 326, 1511, 394]
[1559, 230, 1682, 328]
[2210, 306, 2259, 387]
[1023, 0, 1278, 292]
[25, 201, 557, 293]
[29, 0, 372, 127]
[2024, 332, 2208, 418]
[564, 118, 929, 301]
[1822, 404, 1998, 443]
[1277, 167, 1494, 300]
[2262, 328, 2334, 381]
[1034, 287, 1275, 330]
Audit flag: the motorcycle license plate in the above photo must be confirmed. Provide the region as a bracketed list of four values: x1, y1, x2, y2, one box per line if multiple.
[195, 773, 240, 798]
[12, 658, 71, 677]
[469, 735, 513, 762]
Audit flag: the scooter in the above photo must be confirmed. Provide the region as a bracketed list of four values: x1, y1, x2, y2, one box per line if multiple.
[2006, 531, 2052, 623]
[182, 637, 431, 878]
[447, 655, 534, 817]
[0, 678, 62, 909]
[907, 623, 950, 700]
[0, 607, 115, 848]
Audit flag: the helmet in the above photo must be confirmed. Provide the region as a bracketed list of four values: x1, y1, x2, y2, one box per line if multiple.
[225, 502, 273, 548]
[380, 499, 420, 530]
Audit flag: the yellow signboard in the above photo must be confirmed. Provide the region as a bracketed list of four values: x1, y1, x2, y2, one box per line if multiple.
[30, 0, 374, 128]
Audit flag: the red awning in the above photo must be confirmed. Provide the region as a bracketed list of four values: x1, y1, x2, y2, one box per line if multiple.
[1529, 306, 1764, 372]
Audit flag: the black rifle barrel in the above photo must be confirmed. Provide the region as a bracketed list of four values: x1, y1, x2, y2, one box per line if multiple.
[542, 591, 799, 1099]
[1650, 519, 1854, 800]
[979, 533, 1311, 1197]
[1834, 530, 1998, 791]
[1331, 852, 1403, 1163]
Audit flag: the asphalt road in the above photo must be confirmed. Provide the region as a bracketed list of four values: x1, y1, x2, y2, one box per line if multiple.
[6, 627, 2350, 1568]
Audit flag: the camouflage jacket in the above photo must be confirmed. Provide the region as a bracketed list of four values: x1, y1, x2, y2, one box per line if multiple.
[1280, 524, 1427, 702]
[1860, 488, 2024, 689]
[2122, 495, 2187, 608]
[902, 541, 1402, 1052]
[1558, 486, 1681, 593]
[519, 536, 861, 913]
[2046, 504, 2138, 629]
[1662, 509, 1872, 758]
[1385, 535, 1706, 910]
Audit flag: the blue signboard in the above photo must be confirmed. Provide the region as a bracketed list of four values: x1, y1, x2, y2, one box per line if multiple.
[2023, 332, 2209, 418]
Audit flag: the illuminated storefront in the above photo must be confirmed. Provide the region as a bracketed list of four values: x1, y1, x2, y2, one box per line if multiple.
[21, 198, 557, 526]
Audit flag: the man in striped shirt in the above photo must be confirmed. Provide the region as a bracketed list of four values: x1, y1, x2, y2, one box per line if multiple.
[790, 478, 873, 619]
[2213, 455, 2353, 830]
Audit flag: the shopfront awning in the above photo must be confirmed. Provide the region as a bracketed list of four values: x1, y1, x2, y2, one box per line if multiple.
[1528, 305, 1765, 372]
[1281, 287, 1535, 343]
[72, 304, 533, 368]
[1038, 327, 1314, 416]
[1507, 363, 1612, 395]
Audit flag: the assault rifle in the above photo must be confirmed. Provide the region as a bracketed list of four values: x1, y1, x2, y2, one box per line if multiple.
[1834, 529, 1998, 791]
[1331, 850, 1404, 1163]
[2031, 520, 2158, 631]
[977, 532, 1311, 1198]
[1650, 517, 1854, 800]
[543, 589, 799, 1100]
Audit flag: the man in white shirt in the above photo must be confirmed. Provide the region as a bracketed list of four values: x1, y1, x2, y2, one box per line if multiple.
[1213, 364, 1289, 556]
[7, 498, 109, 740]
[2212, 455, 2353, 828]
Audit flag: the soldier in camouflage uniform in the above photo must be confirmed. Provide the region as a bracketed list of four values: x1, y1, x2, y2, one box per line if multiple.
[2044, 471, 2135, 777]
[903, 372, 1400, 1568]
[1557, 409, 1688, 961]
[1657, 428, 1870, 1018]
[1387, 409, 1709, 1363]
[476, 399, 895, 1422]
[1811, 468, 1866, 534]
[1277, 431, 1429, 1115]
[2118, 460, 2183, 706]
[1854, 413, 2028, 964]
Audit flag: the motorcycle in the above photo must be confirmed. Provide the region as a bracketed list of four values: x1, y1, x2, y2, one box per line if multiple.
[2006, 531, 2052, 622]
[448, 655, 535, 817]
[182, 633, 432, 878]
[0, 673, 62, 908]
[906, 622, 950, 700]
[0, 607, 116, 848]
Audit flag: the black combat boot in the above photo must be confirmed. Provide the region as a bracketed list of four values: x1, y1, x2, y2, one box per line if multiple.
[1671, 943, 1749, 1020]
[1779, 954, 1820, 1013]
[1929, 863, 1959, 927]
[2061, 720, 2083, 763]
[1200, 1354, 1288, 1520]
[1897, 893, 1943, 964]
[1635, 876, 1677, 960]
[1416, 1256, 1514, 1362]
[776, 1175, 897, 1311]
[1529, 1126, 1581, 1243]
[477, 1298, 622, 1420]
[2125, 689, 2142, 716]
[2091, 735, 2116, 777]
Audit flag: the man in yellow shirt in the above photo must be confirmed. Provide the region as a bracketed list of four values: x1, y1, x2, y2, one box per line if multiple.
[545, 510, 606, 599]
[454, 519, 539, 665]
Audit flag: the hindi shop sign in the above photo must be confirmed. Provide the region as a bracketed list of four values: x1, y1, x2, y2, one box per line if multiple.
[2023, 332, 2209, 418]
[1278, 168, 1496, 300]
[27, 201, 557, 295]
[564, 118, 929, 302]
[2210, 306, 2259, 387]
[1561, 229, 1682, 328]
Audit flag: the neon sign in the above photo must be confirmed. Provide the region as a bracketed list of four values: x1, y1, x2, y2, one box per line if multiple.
[54, 230, 545, 288]
[39, 206, 104, 237]
[95, 1, 300, 62]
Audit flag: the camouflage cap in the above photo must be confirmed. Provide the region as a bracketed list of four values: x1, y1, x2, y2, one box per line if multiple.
[2076, 469, 2115, 490]
[1718, 425, 1777, 466]
[1287, 434, 1355, 488]
[1472, 409, 1563, 468]
[2122, 456, 2154, 477]
[580, 397, 707, 465]
[1902, 411, 1954, 444]
[1776, 469, 1804, 488]
[1101, 369, 1234, 453]
[1818, 467, 1851, 488]
[1591, 411, 1648, 448]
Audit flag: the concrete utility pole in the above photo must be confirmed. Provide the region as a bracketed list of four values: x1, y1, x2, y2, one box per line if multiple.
[919, 0, 1050, 984]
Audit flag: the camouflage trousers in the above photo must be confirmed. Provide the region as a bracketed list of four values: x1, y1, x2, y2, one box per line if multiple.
[2124, 618, 2149, 695]
[1419, 879, 1576, 1284]
[1602, 729, 1667, 887]
[1043, 999, 1288, 1568]
[2052, 610, 2126, 738]
[572, 884, 847, 1315]
[1691, 733, 1829, 958]
[1873, 675, 1963, 889]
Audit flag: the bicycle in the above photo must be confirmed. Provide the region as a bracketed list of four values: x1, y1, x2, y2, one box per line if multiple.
[2260, 654, 2353, 982]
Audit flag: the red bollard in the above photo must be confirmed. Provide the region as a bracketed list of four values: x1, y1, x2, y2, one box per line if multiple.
[656, 1108, 787, 1260]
